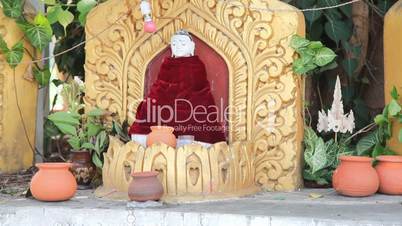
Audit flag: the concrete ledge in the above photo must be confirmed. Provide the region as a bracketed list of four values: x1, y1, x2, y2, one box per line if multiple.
[1, 189, 402, 226]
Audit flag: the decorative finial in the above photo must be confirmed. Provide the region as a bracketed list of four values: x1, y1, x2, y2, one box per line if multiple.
[317, 76, 355, 134]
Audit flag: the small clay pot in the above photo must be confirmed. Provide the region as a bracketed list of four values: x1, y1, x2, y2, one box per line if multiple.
[128, 171, 164, 202]
[70, 150, 96, 189]
[376, 155, 402, 195]
[30, 163, 77, 201]
[332, 156, 379, 197]
[147, 126, 176, 148]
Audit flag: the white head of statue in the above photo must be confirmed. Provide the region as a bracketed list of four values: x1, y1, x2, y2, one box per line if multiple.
[171, 29, 195, 58]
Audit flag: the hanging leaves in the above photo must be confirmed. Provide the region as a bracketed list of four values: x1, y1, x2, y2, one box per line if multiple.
[58, 10, 75, 33]
[0, 36, 24, 68]
[324, 19, 352, 45]
[17, 14, 53, 51]
[0, 0, 24, 19]
[33, 67, 51, 87]
[290, 35, 337, 75]
[77, 0, 98, 26]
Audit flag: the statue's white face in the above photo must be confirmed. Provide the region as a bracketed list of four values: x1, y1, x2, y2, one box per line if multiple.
[171, 35, 195, 58]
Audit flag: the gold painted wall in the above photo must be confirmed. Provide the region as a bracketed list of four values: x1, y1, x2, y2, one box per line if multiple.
[384, 0, 402, 155]
[0, 11, 38, 173]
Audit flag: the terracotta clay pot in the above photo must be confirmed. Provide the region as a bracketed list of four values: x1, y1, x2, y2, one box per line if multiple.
[70, 150, 96, 189]
[376, 155, 402, 195]
[332, 156, 379, 197]
[128, 171, 164, 202]
[30, 163, 77, 201]
[146, 126, 176, 148]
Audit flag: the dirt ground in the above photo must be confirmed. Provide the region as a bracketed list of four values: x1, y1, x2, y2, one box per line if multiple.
[0, 167, 37, 197]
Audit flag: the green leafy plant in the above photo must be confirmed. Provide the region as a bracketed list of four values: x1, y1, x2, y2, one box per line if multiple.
[304, 126, 353, 185]
[356, 86, 401, 158]
[290, 35, 337, 75]
[0, 0, 101, 83]
[47, 108, 109, 169]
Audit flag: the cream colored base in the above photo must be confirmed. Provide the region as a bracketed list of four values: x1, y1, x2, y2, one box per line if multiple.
[96, 137, 259, 202]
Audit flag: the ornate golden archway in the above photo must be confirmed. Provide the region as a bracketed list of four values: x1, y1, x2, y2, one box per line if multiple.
[85, 0, 305, 197]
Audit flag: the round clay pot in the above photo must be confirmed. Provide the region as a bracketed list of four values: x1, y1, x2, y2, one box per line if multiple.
[147, 126, 177, 148]
[128, 171, 164, 202]
[332, 156, 379, 197]
[30, 163, 77, 201]
[375, 155, 402, 195]
[70, 150, 96, 189]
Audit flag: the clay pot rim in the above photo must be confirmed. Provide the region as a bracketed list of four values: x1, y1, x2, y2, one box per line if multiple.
[35, 163, 73, 169]
[376, 155, 402, 163]
[150, 126, 174, 133]
[131, 171, 159, 177]
[339, 156, 373, 162]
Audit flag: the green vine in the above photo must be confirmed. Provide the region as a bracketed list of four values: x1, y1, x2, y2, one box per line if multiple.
[0, 0, 101, 85]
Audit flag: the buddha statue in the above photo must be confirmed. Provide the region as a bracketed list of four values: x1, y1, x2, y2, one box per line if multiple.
[129, 30, 226, 145]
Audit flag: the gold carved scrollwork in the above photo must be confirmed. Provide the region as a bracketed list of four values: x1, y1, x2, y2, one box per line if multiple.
[86, 0, 304, 192]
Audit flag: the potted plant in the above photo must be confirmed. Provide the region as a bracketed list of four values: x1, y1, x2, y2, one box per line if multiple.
[47, 107, 109, 189]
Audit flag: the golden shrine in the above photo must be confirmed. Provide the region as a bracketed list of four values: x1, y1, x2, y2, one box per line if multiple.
[84, 0, 305, 201]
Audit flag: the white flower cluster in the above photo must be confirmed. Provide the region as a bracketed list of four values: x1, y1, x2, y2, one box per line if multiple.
[317, 76, 355, 134]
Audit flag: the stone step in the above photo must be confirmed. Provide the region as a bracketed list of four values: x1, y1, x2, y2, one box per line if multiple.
[1, 189, 402, 226]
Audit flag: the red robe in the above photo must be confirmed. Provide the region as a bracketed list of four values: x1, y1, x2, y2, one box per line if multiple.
[129, 56, 226, 143]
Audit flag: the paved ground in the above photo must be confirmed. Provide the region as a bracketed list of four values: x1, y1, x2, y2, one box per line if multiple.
[1, 189, 402, 226]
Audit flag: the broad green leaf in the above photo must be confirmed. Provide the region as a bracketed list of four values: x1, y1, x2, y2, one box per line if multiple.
[34, 13, 53, 37]
[17, 21, 52, 51]
[55, 123, 77, 136]
[58, 10, 75, 32]
[47, 5, 63, 24]
[92, 153, 103, 168]
[308, 41, 323, 50]
[356, 131, 379, 155]
[5, 41, 24, 68]
[324, 19, 352, 45]
[391, 86, 399, 100]
[68, 137, 81, 150]
[324, 8, 342, 20]
[340, 5, 352, 17]
[293, 58, 315, 75]
[310, 138, 328, 174]
[33, 67, 51, 87]
[0, 0, 23, 18]
[389, 99, 402, 116]
[0, 35, 9, 53]
[44, 119, 62, 137]
[304, 7, 322, 28]
[48, 112, 80, 126]
[299, 48, 315, 60]
[342, 58, 358, 77]
[314, 47, 336, 66]
[308, 21, 324, 40]
[77, 0, 98, 25]
[377, 0, 392, 15]
[374, 114, 388, 125]
[372, 144, 386, 158]
[290, 35, 309, 50]
[87, 122, 102, 137]
[82, 142, 95, 150]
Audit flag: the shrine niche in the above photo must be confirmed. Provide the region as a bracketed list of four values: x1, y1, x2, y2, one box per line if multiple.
[85, 0, 305, 200]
